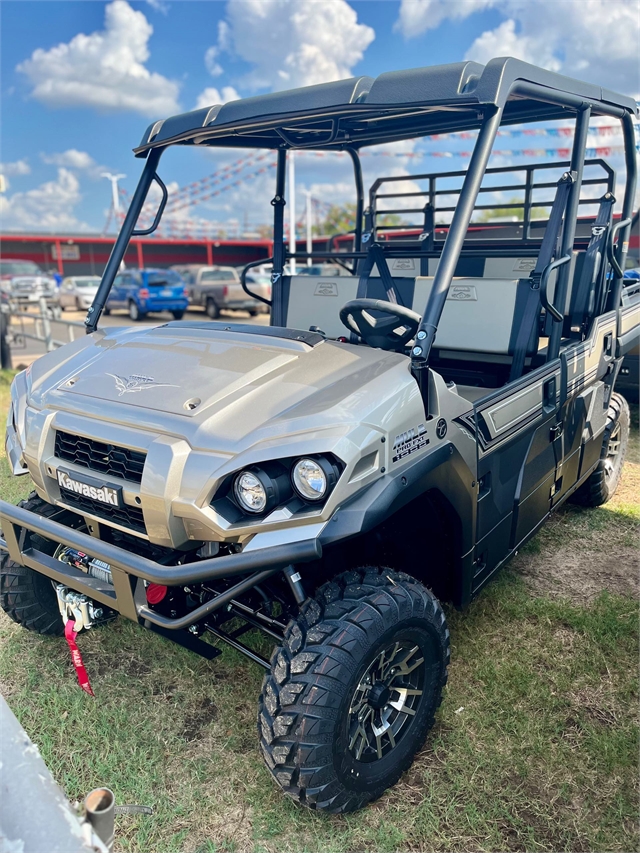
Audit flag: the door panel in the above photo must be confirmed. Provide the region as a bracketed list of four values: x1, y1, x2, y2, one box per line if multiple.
[471, 360, 562, 593]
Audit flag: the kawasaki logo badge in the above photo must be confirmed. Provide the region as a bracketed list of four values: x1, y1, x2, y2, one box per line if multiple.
[392, 423, 429, 463]
[57, 469, 122, 507]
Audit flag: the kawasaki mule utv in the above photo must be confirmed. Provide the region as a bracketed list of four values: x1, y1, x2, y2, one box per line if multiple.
[1, 58, 638, 813]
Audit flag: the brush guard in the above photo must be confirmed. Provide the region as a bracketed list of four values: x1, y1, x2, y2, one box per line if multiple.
[0, 498, 321, 666]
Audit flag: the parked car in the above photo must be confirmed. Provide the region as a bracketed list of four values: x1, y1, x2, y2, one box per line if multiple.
[59, 276, 102, 312]
[105, 268, 188, 321]
[0, 290, 11, 369]
[171, 264, 269, 318]
[0, 259, 59, 309]
[296, 263, 351, 276]
[244, 271, 271, 303]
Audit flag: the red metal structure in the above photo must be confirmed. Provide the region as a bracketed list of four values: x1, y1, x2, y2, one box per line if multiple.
[0, 233, 274, 276]
[2, 213, 636, 278]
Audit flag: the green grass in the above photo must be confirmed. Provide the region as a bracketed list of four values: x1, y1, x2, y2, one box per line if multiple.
[0, 368, 638, 852]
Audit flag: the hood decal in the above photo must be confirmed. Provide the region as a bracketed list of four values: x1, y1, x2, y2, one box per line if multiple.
[107, 373, 178, 396]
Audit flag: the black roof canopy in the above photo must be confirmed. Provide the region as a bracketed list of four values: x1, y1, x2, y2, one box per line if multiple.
[134, 57, 637, 157]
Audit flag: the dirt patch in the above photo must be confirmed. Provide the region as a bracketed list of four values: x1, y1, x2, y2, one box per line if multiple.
[181, 697, 218, 741]
[515, 542, 639, 603]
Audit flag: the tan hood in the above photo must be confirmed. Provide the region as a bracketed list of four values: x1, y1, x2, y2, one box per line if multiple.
[28, 325, 409, 449]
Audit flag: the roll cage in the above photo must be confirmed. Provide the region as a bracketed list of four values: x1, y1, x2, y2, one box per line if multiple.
[86, 57, 637, 401]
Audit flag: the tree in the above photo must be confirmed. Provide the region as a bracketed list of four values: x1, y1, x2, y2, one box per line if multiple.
[475, 197, 549, 223]
[316, 203, 403, 236]
[317, 203, 357, 236]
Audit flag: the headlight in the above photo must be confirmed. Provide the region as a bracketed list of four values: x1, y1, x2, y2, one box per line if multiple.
[234, 470, 268, 513]
[292, 458, 327, 501]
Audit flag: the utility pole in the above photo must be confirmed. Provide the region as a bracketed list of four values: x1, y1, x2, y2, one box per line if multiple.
[101, 172, 126, 215]
[288, 151, 296, 275]
[304, 190, 313, 266]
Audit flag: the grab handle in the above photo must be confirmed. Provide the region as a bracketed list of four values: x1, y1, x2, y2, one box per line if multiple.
[132, 173, 168, 236]
[606, 218, 631, 279]
[540, 254, 571, 323]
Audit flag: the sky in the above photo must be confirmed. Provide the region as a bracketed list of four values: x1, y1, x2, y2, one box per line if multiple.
[0, 0, 638, 236]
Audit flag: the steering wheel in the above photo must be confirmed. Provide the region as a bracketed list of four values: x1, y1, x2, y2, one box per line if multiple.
[339, 298, 421, 352]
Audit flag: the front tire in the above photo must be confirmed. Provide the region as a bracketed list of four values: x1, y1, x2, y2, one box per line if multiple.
[205, 298, 220, 319]
[171, 309, 185, 320]
[258, 567, 449, 813]
[573, 392, 630, 507]
[0, 493, 81, 636]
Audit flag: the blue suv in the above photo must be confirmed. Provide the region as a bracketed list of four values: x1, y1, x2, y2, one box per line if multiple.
[105, 269, 189, 321]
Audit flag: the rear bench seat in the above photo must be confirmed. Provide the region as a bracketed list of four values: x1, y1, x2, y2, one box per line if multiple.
[284, 253, 580, 364]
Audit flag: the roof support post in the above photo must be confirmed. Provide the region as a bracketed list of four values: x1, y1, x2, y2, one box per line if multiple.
[347, 148, 364, 267]
[607, 110, 637, 314]
[270, 149, 287, 327]
[85, 147, 163, 334]
[411, 106, 503, 368]
[548, 105, 591, 361]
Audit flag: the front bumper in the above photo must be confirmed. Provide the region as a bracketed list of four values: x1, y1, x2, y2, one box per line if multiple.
[13, 293, 58, 304]
[140, 298, 189, 312]
[0, 499, 321, 630]
[225, 299, 260, 311]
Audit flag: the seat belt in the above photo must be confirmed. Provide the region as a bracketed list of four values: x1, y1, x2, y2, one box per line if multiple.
[419, 203, 435, 276]
[355, 242, 399, 304]
[352, 240, 401, 343]
[570, 192, 615, 334]
[509, 171, 576, 381]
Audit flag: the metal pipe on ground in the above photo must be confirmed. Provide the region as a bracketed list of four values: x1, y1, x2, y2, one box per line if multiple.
[84, 788, 115, 853]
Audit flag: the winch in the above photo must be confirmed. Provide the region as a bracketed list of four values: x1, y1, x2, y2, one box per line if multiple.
[55, 545, 113, 584]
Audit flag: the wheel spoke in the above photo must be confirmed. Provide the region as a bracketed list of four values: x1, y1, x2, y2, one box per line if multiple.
[378, 642, 399, 680]
[349, 685, 369, 715]
[394, 645, 424, 675]
[389, 687, 417, 715]
[375, 733, 383, 760]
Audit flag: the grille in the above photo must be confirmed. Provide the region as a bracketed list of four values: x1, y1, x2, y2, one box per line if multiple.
[59, 489, 146, 534]
[55, 430, 146, 484]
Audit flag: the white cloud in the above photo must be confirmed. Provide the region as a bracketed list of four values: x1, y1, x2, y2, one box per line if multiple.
[0, 168, 90, 231]
[208, 0, 375, 91]
[204, 46, 223, 78]
[17, 0, 180, 117]
[467, 18, 560, 72]
[395, 0, 639, 94]
[194, 86, 241, 110]
[145, 0, 169, 13]
[0, 159, 31, 177]
[41, 149, 97, 171]
[395, 0, 494, 37]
